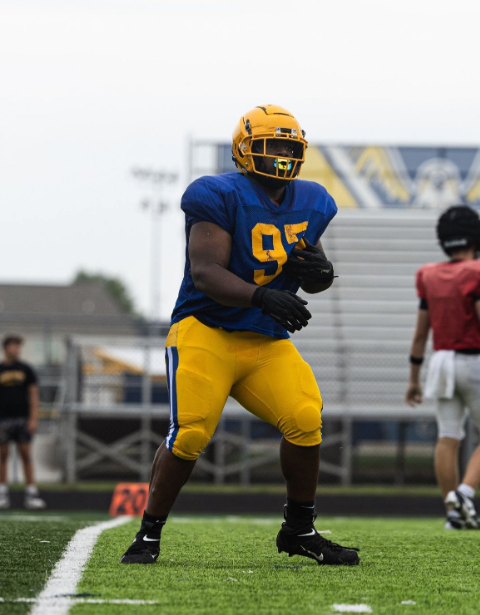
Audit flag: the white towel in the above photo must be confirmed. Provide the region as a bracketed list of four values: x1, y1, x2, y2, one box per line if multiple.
[424, 350, 455, 399]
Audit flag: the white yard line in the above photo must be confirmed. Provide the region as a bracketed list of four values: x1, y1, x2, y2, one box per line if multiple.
[333, 605, 373, 613]
[1, 598, 156, 605]
[29, 516, 132, 615]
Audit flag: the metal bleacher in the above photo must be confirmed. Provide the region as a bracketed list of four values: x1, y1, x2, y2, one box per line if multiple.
[295, 208, 443, 414]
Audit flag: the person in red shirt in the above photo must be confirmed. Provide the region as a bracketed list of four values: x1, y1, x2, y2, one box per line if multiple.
[406, 205, 480, 530]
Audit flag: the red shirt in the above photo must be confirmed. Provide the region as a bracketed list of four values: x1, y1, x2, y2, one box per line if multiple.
[416, 260, 480, 351]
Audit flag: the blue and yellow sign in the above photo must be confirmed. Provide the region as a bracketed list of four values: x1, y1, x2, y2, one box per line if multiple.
[217, 144, 480, 209]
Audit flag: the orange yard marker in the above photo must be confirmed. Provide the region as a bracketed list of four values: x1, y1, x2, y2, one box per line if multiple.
[109, 483, 149, 517]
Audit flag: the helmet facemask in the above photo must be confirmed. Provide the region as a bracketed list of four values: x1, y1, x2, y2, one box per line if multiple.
[250, 137, 305, 181]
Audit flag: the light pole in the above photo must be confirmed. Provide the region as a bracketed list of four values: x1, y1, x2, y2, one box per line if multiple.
[131, 168, 178, 321]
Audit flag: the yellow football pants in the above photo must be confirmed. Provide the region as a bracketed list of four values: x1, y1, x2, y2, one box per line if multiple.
[165, 315, 322, 461]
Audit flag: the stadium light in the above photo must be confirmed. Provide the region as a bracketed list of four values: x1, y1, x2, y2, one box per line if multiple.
[132, 167, 178, 322]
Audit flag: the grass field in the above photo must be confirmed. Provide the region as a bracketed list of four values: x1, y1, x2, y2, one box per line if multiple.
[1, 513, 480, 615]
[0, 512, 109, 615]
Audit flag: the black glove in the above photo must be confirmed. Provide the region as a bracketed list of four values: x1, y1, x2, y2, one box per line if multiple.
[283, 239, 335, 284]
[251, 287, 311, 333]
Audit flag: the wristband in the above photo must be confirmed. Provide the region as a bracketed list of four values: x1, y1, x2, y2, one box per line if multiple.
[409, 355, 423, 365]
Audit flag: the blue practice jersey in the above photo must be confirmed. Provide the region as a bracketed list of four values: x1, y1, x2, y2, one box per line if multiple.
[171, 172, 337, 339]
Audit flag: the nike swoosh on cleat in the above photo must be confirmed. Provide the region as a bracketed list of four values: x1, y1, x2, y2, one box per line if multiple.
[143, 536, 160, 542]
[298, 529, 316, 537]
[300, 546, 324, 562]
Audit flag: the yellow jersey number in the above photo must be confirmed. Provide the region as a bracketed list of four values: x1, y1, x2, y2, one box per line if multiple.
[251, 222, 308, 286]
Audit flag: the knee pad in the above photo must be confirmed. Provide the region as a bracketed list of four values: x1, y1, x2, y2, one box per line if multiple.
[278, 359, 323, 446]
[282, 402, 323, 447]
[168, 423, 211, 461]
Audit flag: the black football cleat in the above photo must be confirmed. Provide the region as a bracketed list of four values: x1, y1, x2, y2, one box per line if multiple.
[444, 511, 466, 530]
[120, 533, 160, 564]
[276, 524, 360, 566]
[445, 490, 479, 529]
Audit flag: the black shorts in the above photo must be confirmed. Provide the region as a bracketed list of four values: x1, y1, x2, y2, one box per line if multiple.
[0, 418, 32, 445]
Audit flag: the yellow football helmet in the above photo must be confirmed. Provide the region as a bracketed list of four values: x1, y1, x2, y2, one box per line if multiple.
[232, 105, 308, 181]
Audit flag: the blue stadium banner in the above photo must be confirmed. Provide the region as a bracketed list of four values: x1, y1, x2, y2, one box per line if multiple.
[217, 145, 480, 209]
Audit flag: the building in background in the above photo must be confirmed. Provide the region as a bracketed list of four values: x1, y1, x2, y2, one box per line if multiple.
[0, 281, 147, 484]
[0, 281, 142, 366]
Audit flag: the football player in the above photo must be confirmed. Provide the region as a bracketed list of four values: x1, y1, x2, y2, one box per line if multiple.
[406, 205, 480, 530]
[121, 105, 359, 565]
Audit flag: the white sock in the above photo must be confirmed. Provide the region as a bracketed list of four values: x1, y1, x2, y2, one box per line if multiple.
[0, 484, 8, 495]
[458, 483, 475, 499]
[25, 485, 38, 496]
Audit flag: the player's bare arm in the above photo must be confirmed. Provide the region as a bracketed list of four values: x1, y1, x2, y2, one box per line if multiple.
[474, 300, 480, 324]
[406, 308, 430, 407]
[189, 221, 256, 307]
[189, 221, 312, 333]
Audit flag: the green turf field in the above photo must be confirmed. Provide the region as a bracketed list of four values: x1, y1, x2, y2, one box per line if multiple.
[1, 514, 480, 615]
[0, 512, 109, 615]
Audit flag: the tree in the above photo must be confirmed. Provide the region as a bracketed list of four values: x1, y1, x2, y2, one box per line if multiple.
[73, 271, 140, 317]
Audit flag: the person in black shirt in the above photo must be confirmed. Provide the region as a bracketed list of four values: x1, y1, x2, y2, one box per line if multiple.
[0, 335, 46, 509]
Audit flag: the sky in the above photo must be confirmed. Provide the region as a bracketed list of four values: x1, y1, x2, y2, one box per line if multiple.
[1, 0, 480, 320]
